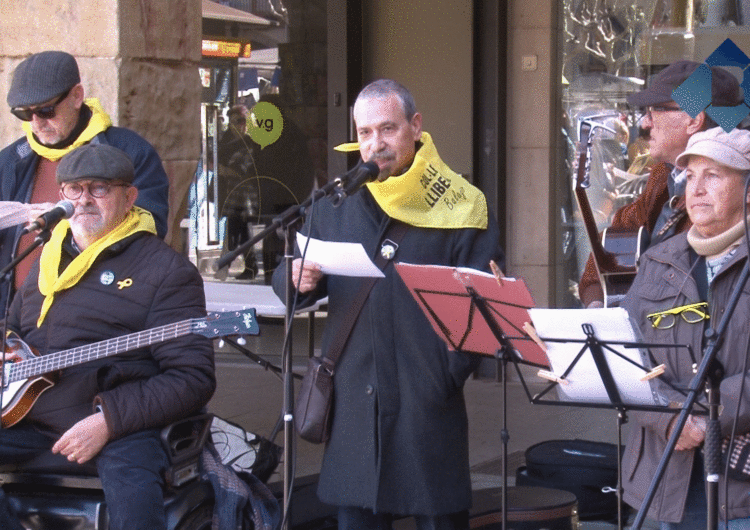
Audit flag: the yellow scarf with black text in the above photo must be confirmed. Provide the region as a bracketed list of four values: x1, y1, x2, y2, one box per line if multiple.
[334, 132, 487, 229]
[37, 207, 156, 327]
[22, 98, 112, 161]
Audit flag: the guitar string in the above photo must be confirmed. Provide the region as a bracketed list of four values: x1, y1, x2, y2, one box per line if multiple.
[6, 319, 199, 383]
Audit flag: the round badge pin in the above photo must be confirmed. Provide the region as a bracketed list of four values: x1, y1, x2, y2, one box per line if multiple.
[100, 271, 115, 286]
[381, 244, 396, 260]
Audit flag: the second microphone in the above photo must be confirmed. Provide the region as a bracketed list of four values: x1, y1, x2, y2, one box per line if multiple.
[22, 200, 75, 234]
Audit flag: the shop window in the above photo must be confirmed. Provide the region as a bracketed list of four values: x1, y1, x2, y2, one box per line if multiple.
[557, 0, 750, 307]
[191, 0, 332, 284]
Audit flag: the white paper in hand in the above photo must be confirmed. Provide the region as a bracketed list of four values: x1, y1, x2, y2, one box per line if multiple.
[0, 202, 33, 230]
[296, 233, 385, 278]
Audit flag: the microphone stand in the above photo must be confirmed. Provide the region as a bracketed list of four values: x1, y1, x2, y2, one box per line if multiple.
[631, 260, 750, 530]
[216, 176, 344, 272]
[0, 229, 53, 281]
[216, 175, 348, 530]
[0, 226, 53, 430]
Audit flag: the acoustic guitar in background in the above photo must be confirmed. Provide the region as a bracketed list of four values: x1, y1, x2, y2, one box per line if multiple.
[574, 117, 649, 307]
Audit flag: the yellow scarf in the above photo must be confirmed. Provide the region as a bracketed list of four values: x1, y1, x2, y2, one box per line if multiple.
[37, 207, 156, 327]
[22, 98, 112, 161]
[334, 132, 487, 229]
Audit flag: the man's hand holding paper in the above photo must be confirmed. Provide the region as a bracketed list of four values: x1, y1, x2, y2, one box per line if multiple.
[0, 201, 55, 230]
[292, 259, 323, 293]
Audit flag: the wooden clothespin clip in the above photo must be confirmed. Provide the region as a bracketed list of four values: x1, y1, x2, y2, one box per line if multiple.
[489, 260, 505, 286]
[640, 364, 665, 382]
[522, 321, 547, 353]
[537, 370, 569, 386]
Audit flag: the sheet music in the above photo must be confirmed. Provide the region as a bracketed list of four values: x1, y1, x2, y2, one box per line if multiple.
[528, 307, 663, 406]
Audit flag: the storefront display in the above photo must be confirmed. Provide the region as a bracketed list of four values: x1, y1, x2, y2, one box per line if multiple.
[558, 0, 750, 306]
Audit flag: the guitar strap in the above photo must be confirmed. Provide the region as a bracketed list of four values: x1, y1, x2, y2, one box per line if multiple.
[689, 250, 708, 301]
[651, 203, 688, 247]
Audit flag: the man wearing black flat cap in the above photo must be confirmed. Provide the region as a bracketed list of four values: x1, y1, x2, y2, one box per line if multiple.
[0, 50, 169, 309]
[579, 59, 743, 307]
[0, 143, 215, 530]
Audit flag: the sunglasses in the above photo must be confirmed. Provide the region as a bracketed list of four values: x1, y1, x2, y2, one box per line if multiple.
[10, 88, 71, 121]
[646, 302, 709, 330]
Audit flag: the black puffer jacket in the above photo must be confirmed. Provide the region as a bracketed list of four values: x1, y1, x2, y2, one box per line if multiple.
[6, 232, 215, 440]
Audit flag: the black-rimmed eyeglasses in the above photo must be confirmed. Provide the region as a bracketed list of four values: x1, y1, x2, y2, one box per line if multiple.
[10, 88, 72, 122]
[644, 105, 683, 120]
[61, 180, 129, 200]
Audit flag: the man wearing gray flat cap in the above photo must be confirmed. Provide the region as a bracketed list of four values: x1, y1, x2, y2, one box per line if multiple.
[0, 50, 169, 309]
[0, 143, 215, 530]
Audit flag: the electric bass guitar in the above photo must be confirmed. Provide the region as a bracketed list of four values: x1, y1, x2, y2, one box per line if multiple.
[574, 120, 649, 306]
[0, 309, 259, 428]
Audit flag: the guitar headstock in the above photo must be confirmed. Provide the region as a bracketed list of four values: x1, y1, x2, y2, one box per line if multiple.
[575, 120, 593, 189]
[575, 112, 620, 189]
[193, 310, 260, 337]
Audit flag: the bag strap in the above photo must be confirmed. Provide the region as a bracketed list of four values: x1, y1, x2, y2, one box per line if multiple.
[322, 221, 409, 367]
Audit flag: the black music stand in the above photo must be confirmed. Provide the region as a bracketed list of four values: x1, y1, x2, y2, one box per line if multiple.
[526, 307, 701, 530]
[396, 264, 697, 530]
[395, 263, 549, 530]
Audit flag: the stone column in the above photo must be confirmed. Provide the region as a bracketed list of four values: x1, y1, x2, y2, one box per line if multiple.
[507, 0, 556, 306]
[0, 0, 202, 250]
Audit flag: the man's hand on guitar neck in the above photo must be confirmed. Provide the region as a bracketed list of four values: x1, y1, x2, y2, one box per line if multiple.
[52, 412, 110, 464]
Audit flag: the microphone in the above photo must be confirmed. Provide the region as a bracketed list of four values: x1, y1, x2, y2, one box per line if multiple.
[332, 161, 380, 206]
[22, 200, 75, 234]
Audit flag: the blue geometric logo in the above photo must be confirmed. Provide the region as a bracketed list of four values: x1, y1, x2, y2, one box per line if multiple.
[672, 38, 750, 132]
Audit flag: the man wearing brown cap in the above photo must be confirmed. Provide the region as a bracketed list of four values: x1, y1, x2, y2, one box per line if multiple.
[0, 144, 215, 530]
[579, 59, 743, 307]
[0, 50, 169, 309]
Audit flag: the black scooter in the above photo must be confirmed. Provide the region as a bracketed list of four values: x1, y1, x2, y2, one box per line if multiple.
[0, 414, 216, 530]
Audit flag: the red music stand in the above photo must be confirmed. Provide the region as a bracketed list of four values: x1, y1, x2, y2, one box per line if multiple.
[396, 262, 547, 530]
[394, 263, 547, 366]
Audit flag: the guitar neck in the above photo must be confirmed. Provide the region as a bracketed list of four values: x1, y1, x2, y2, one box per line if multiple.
[6, 318, 200, 384]
[574, 187, 612, 270]
[573, 135, 623, 271]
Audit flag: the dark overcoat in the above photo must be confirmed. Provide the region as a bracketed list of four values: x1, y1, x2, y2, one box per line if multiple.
[273, 188, 504, 515]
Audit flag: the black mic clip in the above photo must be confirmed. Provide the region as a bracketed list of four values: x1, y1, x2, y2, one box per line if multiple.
[330, 177, 347, 207]
[331, 161, 380, 207]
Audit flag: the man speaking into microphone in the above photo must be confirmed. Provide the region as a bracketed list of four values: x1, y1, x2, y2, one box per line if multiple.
[272, 79, 504, 530]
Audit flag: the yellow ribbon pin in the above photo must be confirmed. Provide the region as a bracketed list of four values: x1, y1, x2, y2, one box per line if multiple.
[117, 278, 133, 290]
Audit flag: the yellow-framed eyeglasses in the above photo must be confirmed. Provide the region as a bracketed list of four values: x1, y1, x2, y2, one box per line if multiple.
[646, 302, 710, 330]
